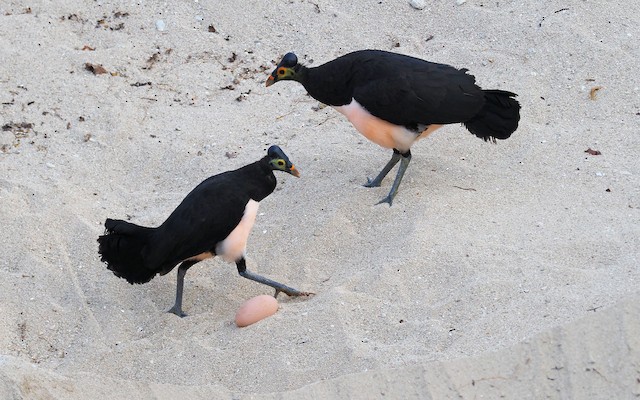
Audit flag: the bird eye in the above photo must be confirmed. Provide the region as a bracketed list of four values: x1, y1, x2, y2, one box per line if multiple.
[277, 67, 286, 75]
[277, 160, 285, 166]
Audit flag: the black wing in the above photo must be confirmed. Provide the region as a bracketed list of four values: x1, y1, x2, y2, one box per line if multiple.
[144, 171, 250, 269]
[349, 51, 485, 127]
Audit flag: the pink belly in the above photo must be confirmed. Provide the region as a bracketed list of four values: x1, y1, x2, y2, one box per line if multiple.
[215, 199, 259, 263]
[333, 99, 440, 152]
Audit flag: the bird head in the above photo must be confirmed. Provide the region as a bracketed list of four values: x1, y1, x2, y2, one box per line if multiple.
[267, 145, 300, 177]
[265, 53, 299, 87]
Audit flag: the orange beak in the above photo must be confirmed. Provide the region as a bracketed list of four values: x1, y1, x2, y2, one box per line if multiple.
[289, 165, 300, 177]
[266, 75, 275, 87]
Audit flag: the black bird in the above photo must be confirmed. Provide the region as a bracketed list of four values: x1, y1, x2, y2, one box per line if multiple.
[266, 50, 521, 205]
[97, 146, 309, 317]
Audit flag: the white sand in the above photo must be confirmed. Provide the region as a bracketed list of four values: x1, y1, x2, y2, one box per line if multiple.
[1, 0, 639, 398]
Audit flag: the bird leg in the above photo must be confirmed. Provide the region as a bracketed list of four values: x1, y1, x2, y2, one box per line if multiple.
[168, 260, 198, 317]
[236, 258, 311, 298]
[365, 149, 402, 188]
[377, 150, 412, 206]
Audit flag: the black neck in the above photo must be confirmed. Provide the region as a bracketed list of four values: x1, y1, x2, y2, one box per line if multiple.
[236, 158, 277, 202]
[298, 64, 353, 106]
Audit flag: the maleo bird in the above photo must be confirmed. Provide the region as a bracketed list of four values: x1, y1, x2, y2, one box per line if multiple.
[97, 146, 310, 317]
[266, 50, 521, 205]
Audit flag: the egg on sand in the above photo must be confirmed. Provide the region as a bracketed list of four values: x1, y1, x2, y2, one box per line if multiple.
[235, 294, 279, 327]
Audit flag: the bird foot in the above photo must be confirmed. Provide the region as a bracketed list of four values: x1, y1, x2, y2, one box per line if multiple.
[376, 195, 394, 206]
[167, 306, 187, 318]
[364, 177, 382, 188]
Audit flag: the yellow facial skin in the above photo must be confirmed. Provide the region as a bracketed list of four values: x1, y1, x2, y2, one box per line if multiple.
[265, 66, 296, 87]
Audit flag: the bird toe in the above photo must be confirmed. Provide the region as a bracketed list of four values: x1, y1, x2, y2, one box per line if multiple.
[167, 307, 187, 318]
[376, 196, 394, 206]
[364, 178, 381, 188]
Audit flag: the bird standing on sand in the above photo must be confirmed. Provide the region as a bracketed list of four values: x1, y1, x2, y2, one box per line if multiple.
[266, 50, 521, 205]
[98, 146, 309, 317]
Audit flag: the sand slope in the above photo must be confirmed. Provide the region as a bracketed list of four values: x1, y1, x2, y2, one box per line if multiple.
[1, 293, 639, 398]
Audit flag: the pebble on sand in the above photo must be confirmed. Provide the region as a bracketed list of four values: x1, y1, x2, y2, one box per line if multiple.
[409, 0, 426, 10]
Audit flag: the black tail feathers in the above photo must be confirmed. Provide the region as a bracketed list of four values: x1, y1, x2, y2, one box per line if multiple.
[97, 218, 157, 284]
[464, 90, 521, 142]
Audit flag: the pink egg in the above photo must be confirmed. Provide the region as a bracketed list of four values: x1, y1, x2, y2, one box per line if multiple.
[235, 295, 279, 327]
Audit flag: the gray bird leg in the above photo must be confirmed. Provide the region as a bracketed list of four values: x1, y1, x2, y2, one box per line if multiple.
[365, 149, 403, 188]
[168, 260, 198, 317]
[236, 258, 311, 298]
[377, 150, 412, 206]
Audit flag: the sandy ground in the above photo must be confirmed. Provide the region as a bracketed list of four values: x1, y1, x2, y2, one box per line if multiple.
[1, 0, 639, 398]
